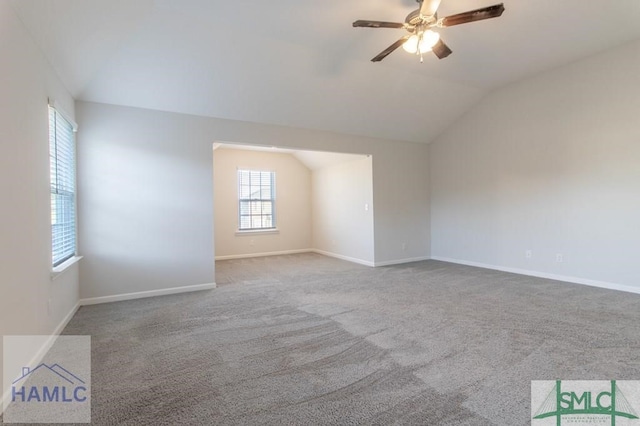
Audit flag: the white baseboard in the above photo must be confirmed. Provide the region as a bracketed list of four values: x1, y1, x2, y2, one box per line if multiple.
[215, 249, 312, 261]
[431, 256, 640, 296]
[53, 302, 81, 336]
[2, 302, 80, 414]
[374, 256, 431, 267]
[79, 282, 217, 306]
[217, 248, 430, 269]
[311, 249, 375, 267]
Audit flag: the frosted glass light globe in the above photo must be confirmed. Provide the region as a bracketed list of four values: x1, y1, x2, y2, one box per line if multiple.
[402, 30, 440, 54]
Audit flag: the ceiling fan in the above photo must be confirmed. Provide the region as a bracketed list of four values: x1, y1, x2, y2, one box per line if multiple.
[353, 0, 505, 62]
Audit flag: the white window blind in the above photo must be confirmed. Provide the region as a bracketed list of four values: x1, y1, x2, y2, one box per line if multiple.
[238, 170, 276, 230]
[49, 107, 77, 267]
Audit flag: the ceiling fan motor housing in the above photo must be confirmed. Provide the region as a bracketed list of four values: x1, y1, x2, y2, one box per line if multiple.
[406, 9, 437, 26]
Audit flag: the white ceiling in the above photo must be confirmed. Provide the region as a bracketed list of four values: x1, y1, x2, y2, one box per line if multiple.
[11, 0, 640, 143]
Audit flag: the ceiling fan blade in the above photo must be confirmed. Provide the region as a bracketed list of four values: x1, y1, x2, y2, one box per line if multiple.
[441, 3, 505, 27]
[420, 0, 442, 17]
[353, 20, 405, 29]
[432, 39, 452, 59]
[371, 35, 411, 62]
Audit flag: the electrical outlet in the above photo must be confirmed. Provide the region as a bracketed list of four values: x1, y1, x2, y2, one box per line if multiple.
[402, 243, 407, 251]
[47, 299, 52, 316]
[364, 203, 369, 211]
[249, 239, 255, 246]
[525, 250, 532, 259]
[556, 253, 564, 263]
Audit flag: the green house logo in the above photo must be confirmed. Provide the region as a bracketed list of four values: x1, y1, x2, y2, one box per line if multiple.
[532, 380, 640, 426]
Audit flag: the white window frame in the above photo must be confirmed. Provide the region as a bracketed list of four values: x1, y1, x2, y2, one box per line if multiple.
[49, 104, 78, 270]
[237, 169, 276, 232]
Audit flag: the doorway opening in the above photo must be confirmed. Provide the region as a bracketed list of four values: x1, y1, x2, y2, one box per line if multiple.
[213, 143, 374, 267]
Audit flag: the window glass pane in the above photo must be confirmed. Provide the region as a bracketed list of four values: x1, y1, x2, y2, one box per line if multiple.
[250, 201, 260, 215]
[251, 216, 262, 229]
[239, 201, 250, 215]
[260, 187, 271, 199]
[238, 171, 249, 187]
[49, 107, 76, 266]
[237, 169, 275, 230]
[240, 216, 251, 229]
[263, 216, 273, 228]
[250, 171, 261, 186]
[250, 187, 261, 200]
[262, 202, 272, 215]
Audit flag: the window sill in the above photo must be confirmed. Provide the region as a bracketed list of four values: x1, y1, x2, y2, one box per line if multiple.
[235, 229, 279, 236]
[51, 256, 83, 281]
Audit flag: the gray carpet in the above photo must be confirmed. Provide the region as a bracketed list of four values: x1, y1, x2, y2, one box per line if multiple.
[58, 254, 640, 424]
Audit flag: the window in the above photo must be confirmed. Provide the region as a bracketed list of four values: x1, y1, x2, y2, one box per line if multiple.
[238, 169, 275, 231]
[49, 106, 77, 267]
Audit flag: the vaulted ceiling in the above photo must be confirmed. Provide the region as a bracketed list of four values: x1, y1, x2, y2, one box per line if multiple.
[11, 0, 640, 143]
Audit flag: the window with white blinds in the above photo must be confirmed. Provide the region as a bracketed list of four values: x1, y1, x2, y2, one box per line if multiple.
[237, 169, 276, 230]
[49, 107, 77, 267]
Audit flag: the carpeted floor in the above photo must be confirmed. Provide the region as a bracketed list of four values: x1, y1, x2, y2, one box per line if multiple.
[59, 254, 640, 424]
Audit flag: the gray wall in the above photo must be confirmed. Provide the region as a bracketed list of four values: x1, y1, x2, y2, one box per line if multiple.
[0, 2, 79, 394]
[77, 101, 430, 298]
[429, 39, 640, 288]
[312, 157, 375, 265]
[76, 104, 215, 299]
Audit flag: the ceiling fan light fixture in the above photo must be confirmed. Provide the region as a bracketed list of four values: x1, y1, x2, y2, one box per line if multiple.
[402, 35, 419, 53]
[422, 29, 440, 48]
[402, 30, 440, 54]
